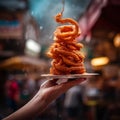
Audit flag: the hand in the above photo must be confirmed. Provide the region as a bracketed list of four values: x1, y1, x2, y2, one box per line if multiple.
[35, 78, 86, 109]
[3, 78, 86, 120]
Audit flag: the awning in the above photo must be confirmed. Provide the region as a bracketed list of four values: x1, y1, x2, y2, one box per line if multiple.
[78, 0, 108, 40]
[0, 56, 48, 72]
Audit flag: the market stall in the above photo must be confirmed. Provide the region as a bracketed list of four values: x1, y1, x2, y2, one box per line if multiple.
[0, 56, 48, 73]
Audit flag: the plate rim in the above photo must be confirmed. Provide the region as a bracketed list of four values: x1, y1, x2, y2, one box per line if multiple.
[40, 72, 99, 79]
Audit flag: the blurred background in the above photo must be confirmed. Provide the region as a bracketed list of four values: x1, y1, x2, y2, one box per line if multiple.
[0, 0, 120, 120]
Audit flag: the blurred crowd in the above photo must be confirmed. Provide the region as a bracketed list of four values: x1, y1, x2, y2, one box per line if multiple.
[4, 75, 39, 112]
[1, 65, 120, 120]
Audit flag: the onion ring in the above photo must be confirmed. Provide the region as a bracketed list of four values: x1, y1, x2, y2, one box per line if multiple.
[47, 12, 86, 75]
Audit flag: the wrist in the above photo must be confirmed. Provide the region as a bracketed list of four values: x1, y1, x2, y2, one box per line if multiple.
[31, 91, 48, 114]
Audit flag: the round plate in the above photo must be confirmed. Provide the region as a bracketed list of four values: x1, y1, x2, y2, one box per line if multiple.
[40, 73, 99, 79]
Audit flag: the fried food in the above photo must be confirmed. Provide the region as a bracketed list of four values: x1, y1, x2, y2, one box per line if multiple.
[47, 12, 86, 75]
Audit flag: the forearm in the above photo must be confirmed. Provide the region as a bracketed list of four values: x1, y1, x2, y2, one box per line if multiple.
[3, 91, 46, 120]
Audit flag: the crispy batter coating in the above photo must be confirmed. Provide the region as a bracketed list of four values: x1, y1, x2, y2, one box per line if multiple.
[47, 12, 86, 75]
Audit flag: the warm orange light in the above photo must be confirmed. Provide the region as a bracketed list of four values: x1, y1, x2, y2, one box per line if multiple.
[91, 57, 109, 66]
[114, 34, 120, 47]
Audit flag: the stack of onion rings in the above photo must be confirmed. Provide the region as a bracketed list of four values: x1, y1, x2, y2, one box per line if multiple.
[47, 12, 86, 75]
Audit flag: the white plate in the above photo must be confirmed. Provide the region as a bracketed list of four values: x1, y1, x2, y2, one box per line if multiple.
[40, 73, 99, 79]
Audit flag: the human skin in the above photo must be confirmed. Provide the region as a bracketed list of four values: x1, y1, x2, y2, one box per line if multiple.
[3, 78, 86, 120]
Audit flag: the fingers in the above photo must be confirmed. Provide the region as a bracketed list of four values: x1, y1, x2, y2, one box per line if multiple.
[41, 78, 86, 88]
[55, 78, 86, 93]
[41, 79, 58, 88]
[60, 78, 86, 90]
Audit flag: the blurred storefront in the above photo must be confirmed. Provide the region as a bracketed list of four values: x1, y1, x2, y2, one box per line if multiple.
[0, 0, 49, 106]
